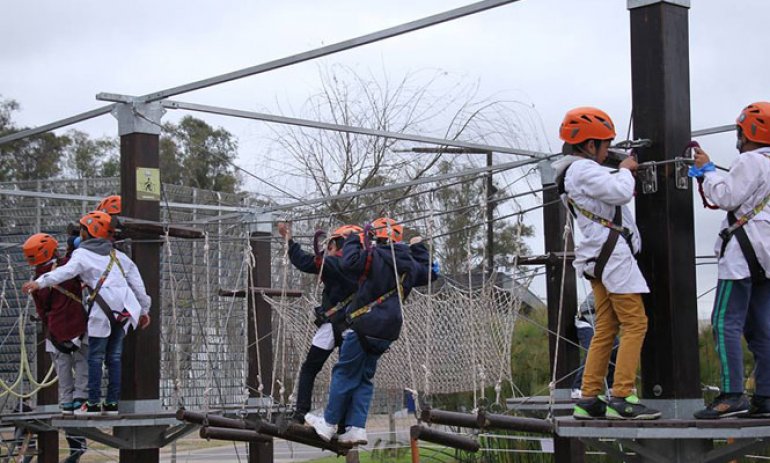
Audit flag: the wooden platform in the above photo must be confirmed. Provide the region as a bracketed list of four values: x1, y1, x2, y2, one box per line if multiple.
[556, 416, 770, 439]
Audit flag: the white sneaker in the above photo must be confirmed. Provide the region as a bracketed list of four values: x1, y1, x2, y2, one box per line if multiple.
[571, 389, 582, 400]
[337, 426, 368, 446]
[304, 413, 336, 442]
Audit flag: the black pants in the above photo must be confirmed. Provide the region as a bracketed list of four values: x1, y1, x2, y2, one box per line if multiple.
[295, 345, 334, 416]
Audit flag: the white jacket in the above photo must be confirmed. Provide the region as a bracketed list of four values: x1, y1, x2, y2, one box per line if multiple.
[36, 239, 151, 338]
[555, 157, 649, 294]
[703, 147, 770, 280]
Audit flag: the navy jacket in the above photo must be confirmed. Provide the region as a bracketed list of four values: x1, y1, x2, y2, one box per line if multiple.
[341, 235, 433, 341]
[287, 239, 358, 325]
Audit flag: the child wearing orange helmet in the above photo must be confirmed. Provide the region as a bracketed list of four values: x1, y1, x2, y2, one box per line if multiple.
[23, 211, 151, 416]
[553, 107, 659, 421]
[277, 221, 360, 425]
[22, 233, 88, 415]
[691, 102, 770, 419]
[305, 217, 436, 445]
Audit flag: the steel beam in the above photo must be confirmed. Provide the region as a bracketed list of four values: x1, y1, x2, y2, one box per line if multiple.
[159, 100, 549, 159]
[135, 0, 521, 103]
[0, 105, 114, 145]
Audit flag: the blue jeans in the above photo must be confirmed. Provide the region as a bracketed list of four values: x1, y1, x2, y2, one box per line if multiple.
[572, 325, 619, 391]
[324, 331, 390, 428]
[88, 327, 125, 404]
[712, 278, 770, 396]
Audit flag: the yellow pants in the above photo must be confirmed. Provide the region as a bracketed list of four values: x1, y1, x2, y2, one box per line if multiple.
[581, 280, 648, 398]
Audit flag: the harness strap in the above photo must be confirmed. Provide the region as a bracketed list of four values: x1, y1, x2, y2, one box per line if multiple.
[567, 197, 632, 240]
[347, 274, 406, 322]
[322, 292, 355, 319]
[52, 286, 82, 304]
[86, 250, 126, 326]
[720, 211, 767, 282]
[589, 206, 624, 282]
[718, 191, 770, 252]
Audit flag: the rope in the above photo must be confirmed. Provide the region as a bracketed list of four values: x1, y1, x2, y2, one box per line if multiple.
[203, 232, 212, 412]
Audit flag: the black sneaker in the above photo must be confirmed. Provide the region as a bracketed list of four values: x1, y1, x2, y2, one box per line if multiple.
[102, 402, 119, 416]
[607, 395, 661, 420]
[746, 395, 770, 418]
[74, 401, 102, 416]
[573, 395, 607, 420]
[694, 393, 749, 419]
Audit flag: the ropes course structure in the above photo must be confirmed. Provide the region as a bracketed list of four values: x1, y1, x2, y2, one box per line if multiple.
[0, 0, 766, 462]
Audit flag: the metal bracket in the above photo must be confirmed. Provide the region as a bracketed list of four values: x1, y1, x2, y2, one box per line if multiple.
[674, 157, 691, 190]
[628, 0, 690, 9]
[638, 162, 658, 194]
[612, 138, 652, 150]
[98, 92, 165, 136]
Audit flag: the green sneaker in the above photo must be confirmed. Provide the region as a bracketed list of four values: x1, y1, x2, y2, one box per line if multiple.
[573, 395, 608, 420]
[606, 395, 661, 420]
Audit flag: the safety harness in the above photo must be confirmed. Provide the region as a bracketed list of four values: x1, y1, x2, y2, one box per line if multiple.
[716, 162, 770, 283]
[346, 274, 406, 322]
[86, 250, 130, 327]
[558, 164, 635, 281]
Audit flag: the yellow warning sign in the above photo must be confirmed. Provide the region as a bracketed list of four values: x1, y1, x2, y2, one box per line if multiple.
[136, 167, 160, 201]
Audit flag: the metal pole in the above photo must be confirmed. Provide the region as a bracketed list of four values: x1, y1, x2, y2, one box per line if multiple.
[486, 151, 494, 275]
[158, 100, 549, 160]
[539, 161, 583, 463]
[135, 0, 521, 104]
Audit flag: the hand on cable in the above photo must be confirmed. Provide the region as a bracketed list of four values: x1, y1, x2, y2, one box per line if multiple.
[22, 281, 39, 295]
[688, 158, 716, 178]
[693, 147, 711, 167]
[139, 314, 151, 329]
[409, 236, 423, 245]
[619, 156, 638, 173]
[277, 222, 292, 241]
[431, 261, 440, 277]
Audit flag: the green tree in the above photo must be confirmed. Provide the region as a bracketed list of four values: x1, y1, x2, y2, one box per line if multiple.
[0, 96, 69, 182]
[62, 129, 118, 178]
[160, 116, 241, 193]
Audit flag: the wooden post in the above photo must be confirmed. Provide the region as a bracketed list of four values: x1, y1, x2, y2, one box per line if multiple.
[36, 326, 58, 463]
[539, 162, 584, 462]
[629, 0, 702, 407]
[248, 230, 273, 463]
[115, 102, 163, 463]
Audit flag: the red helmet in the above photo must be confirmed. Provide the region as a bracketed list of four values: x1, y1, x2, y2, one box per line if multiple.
[736, 102, 770, 145]
[371, 218, 403, 243]
[79, 211, 114, 239]
[22, 233, 58, 266]
[330, 225, 364, 244]
[559, 107, 616, 144]
[97, 195, 121, 215]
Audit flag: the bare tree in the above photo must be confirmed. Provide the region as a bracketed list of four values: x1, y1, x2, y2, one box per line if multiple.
[268, 65, 544, 268]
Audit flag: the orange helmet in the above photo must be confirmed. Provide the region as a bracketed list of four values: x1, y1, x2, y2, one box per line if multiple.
[330, 225, 364, 244]
[736, 102, 770, 145]
[371, 218, 403, 243]
[22, 233, 59, 266]
[79, 211, 114, 239]
[559, 107, 616, 144]
[97, 195, 121, 215]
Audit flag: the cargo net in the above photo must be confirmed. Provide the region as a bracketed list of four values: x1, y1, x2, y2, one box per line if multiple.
[262, 275, 524, 411]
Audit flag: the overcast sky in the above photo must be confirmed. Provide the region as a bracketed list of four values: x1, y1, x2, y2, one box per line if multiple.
[2, 0, 769, 318]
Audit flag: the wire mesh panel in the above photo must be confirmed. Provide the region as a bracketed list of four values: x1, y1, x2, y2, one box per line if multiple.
[0, 178, 255, 413]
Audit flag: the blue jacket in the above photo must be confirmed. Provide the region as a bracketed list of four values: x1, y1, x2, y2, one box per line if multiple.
[341, 235, 434, 341]
[287, 239, 358, 325]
